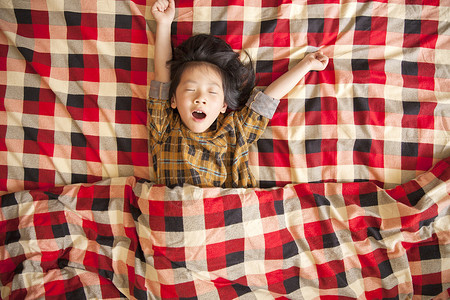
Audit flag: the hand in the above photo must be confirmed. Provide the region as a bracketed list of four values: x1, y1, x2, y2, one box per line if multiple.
[152, 0, 175, 25]
[304, 51, 329, 71]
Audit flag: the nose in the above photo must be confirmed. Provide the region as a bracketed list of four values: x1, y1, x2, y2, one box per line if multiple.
[194, 96, 207, 105]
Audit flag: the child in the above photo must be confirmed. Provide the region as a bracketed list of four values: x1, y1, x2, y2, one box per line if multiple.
[149, 0, 329, 188]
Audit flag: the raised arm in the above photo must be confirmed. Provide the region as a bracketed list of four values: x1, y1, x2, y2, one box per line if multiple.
[263, 51, 329, 99]
[152, 0, 176, 83]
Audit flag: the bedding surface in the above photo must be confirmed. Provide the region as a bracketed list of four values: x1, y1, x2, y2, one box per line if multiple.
[0, 0, 449, 299]
[1, 158, 449, 298]
[1, 0, 449, 194]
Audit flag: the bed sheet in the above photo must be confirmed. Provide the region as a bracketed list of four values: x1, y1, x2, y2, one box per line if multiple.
[1, 158, 449, 299]
[0, 0, 450, 299]
[0, 0, 449, 194]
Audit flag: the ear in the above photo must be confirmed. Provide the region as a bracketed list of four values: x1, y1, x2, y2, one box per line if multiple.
[170, 96, 177, 109]
[220, 102, 227, 113]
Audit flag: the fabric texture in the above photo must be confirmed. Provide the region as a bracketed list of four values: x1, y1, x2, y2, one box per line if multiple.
[0, 0, 449, 298]
[148, 80, 279, 188]
[1, 158, 449, 299]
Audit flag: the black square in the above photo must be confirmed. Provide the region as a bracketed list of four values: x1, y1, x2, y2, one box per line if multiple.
[67, 94, 84, 108]
[404, 19, 421, 34]
[354, 139, 372, 153]
[52, 223, 69, 238]
[117, 137, 132, 152]
[283, 275, 300, 294]
[71, 173, 87, 184]
[24, 168, 39, 182]
[96, 234, 114, 247]
[305, 98, 321, 112]
[378, 259, 393, 279]
[98, 268, 114, 281]
[282, 240, 298, 258]
[44, 191, 60, 200]
[171, 260, 187, 269]
[226, 251, 244, 267]
[116, 97, 132, 111]
[407, 187, 425, 207]
[24, 87, 40, 101]
[71, 132, 86, 147]
[64, 11, 82, 26]
[69, 54, 84, 68]
[211, 21, 227, 36]
[224, 208, 242, 226]
[1, 193, 18, 208]
[92, 197, 110, 211]
[353, 97, 370, 111]
[23, 126, 38, 141]
[422, 284, 442, 296]
[352, 59, 370, 70]
[355, 16, 371, 31]
[313, 194, 330, 206]
[165, 216, 184, 232]
[403, 101, 420, 115]
[322, 232, 339, 248]
[260, 180, 276, 188]
[256, 60, 273, 73]
[359, 192, 378, 207]
[18, 47, 34, 62]
[401, 61, 418, 76]
[65, 287, 87, 299]
[5, 230, 21, 244]
[133, 286, 147, 300]
[401, 142, 419, 157]
[308, 18, 324, 33]
[115, 14, 132, 29]
[115, 56, 131, 71]
[419, 244, 441, 260]
[257, 139, 273, 153]
[261, 19, 277, 33]
[367, 227, 382, 241]
[305, 139, 322, 154]
[14, 9, 33, 24]
[335, 272, 348, 288]
[419, 216, 436, 227]
[232, 283, 252, 297]
[274, 200, 284, 215]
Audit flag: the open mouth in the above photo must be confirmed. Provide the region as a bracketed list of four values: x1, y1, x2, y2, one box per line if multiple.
[192, 110, 206, 120]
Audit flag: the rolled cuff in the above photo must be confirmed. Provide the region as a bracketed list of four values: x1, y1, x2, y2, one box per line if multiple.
[149, 80, 171, 100]
[246, 89, 280, 119]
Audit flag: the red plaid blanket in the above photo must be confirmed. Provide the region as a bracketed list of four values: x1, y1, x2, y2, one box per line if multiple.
[1, 158, 449, 298]
[0, 0, 449, 298]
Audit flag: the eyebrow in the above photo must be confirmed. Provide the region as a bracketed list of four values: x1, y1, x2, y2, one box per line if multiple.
[183, 80, 222, 89]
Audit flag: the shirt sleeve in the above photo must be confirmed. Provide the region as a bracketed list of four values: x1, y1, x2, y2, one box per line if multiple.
[235, 89, 280, 145]
[147, 80, 172, 141]
[245, 88, 280, 119]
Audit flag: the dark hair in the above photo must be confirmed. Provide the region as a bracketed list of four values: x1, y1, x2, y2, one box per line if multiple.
[168, 34, 255, 110]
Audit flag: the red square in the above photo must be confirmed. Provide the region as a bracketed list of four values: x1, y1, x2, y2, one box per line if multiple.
[71, 146, 86, 160]
[353, 30, 371, 45]
[22, 100, 39, 114]
[23, 140, 39, 154]
[44, 279, 66, 296]
[66, 26, 83, 40]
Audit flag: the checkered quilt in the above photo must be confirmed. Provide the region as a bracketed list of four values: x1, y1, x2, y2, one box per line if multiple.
[1, 159, 449, 298]
[0, 0, 449, 298]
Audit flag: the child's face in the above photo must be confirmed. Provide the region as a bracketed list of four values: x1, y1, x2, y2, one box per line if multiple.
[171, 63, 227, 133]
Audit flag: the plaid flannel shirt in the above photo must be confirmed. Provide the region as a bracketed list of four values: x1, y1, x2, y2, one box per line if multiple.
[148, 80, 279, 188]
